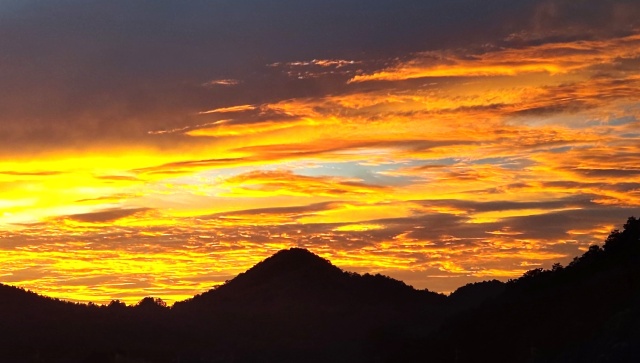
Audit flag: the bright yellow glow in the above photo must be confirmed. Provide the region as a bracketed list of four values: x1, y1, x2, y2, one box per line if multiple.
[2, 32, 640, 304]
[333, 224, 385, 232]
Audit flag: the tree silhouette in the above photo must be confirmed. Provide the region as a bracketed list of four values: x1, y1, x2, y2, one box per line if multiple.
[0, 217, 638, 362]
[136, 297, 167, 309]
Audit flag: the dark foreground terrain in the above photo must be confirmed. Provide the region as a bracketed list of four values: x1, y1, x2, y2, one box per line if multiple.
[1, 217, 639, 362]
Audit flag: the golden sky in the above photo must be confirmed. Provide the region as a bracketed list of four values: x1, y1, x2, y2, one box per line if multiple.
[1, 0, 640, 304]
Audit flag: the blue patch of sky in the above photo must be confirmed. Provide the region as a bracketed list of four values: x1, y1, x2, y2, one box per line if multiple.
[584, 115, 637, 127]
[0, 1, 28, 16]
[295, 161, 407, 186]
[295, 159, 455, 187]
[471, 157, 532, 170]
[180, 158, 465, 188]
[608, 116, 638, 126]
[547, 146, 573, 154]
[473, 157, 510, 165]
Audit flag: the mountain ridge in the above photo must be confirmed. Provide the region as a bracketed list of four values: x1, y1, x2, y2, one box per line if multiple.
[0, 216, 638, 362]
[173, 247, 446, 313]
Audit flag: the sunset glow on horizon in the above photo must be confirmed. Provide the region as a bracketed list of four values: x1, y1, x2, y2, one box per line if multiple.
[1, 0, 639, 305]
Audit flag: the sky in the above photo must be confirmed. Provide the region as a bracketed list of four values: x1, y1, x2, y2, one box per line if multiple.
[1, 0, 640, 305]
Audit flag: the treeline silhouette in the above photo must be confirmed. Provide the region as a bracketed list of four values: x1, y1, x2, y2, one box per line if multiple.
[380, 216, 640, 362]
[1, 217, 638, 362]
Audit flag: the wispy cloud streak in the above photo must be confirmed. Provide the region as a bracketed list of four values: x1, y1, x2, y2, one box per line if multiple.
[1, 1, 639, 303]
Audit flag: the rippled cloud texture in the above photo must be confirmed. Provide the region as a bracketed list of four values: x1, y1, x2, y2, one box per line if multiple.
[1, 0, 639, 304]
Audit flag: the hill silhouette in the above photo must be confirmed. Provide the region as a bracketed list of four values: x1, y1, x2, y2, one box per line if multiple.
[377, 216, 640, 362]
[171, 248, 447, 362]
[175, 247, 445, 311]
[0, 216, 639, 362]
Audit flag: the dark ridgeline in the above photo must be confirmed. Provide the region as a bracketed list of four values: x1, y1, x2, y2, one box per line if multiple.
[387, 216, 640, 363]
[171, 248, 447, 362]
[0, 217, 639, 362]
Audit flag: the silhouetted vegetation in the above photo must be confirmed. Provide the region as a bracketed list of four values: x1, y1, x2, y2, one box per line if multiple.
[377, 216, 640, 362]
[1, 217, 638, 362]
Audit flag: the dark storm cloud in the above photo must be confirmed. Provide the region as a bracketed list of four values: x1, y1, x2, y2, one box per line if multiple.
[64, 207, 151, 223]
[3, 0, 636, 154]
[573, 168, 640, 178]
[203, 202, 340, 219]
[495, 207, 639, 240]
[413, 197, 597, 213]
[510, 101, 594, 117]
[524, 0, 640, 38]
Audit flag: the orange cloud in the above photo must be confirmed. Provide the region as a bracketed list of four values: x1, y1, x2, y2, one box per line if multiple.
[198, 104, 257, 114]
[350, 33, 640, 82]
[203, 79, 241, 86]
[3, 25, 640, 306]
[221, 170, 388, 198]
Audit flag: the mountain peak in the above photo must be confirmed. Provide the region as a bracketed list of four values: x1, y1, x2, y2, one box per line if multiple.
[272, 247, 319, 258]
[174, 248, 447, 312]
[233, 247, 344, 286]
[175, 248, 349, 309]
[256, 247, 334, 270]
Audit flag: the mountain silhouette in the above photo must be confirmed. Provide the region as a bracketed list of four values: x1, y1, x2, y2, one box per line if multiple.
[379, 216, 640, 363]
[0, 217, 638, 362]
[171, 248, 447, 362]
[175, 247, 445, 312]
[447, 279, 506, 310]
